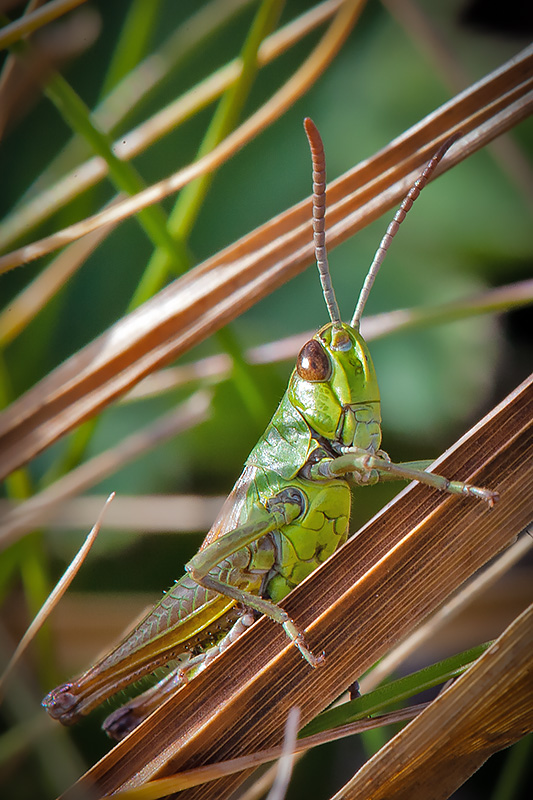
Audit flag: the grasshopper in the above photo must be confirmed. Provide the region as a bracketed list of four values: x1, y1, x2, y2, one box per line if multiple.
[43, 119, 497, 740]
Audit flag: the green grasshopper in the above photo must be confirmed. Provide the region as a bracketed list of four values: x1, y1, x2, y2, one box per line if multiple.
[43, 119, 497, 740]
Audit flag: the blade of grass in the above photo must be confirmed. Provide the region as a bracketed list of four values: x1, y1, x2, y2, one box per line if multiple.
[360, 529, 533, 695]
[105, 705, 428, 800]
[99, 0, 162, 96]
[0, 223, 116, 348]
[0, 493, 226, 534]
[2, 32, 183, 275]
[0, 0, 360, 480]
[25, 0, 255, 196]
[0, 0, 341, 251]
[113, 637, 519, 798]
[128, 0, 284, 430]
[43, 1, 285, 481]
[0, 353, 52, 683]
[301, 642, 491, 737]
[0, 391, 211, 548]
[0, 0, 88, 50]
[332, 604, 533, 800]
[266, 706, 300, 800]
[0, 42, 529, 275]
[1, 23, 186, 267]
[0, 493, 113, 692]
[118, 279, 533, 402]
[130, 0, 284, 304]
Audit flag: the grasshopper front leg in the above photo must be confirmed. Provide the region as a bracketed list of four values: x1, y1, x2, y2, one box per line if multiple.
[186, 488, 325, 667]
[320, 449, 498, 507]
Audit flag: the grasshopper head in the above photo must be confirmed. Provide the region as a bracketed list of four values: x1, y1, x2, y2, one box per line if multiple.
[288, 322, 381, 454]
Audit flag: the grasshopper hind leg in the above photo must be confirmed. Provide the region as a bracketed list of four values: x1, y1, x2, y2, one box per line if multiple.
[102, 663, 187, 740]
[189, 570, 325, 668]
[186, 487, 325, 667]
[103, 611, 256, 740]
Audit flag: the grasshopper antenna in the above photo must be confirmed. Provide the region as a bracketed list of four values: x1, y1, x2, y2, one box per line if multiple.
[304, 117, 341, 325]
[351, 134, 460, 330]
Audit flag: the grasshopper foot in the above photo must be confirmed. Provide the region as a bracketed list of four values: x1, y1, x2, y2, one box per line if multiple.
[448, 481, 499, 508]
[103, 705, 141, 741]
[103, 666, 189, 740]
[283, 618, 325, 667]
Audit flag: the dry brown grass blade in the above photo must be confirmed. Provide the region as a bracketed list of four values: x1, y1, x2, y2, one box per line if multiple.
[0, 0, 345, 250]
[122, 278, 533, 402]
[0, 223, 115, 346]
[360, 532, 533, 695]
[0, 48, 530, 482]
[59, 373, 532, 799]
[0, 0, 89, 50]
[0, 493, 226, 533]
[237, 531, 533, 800]
[0, 391, 211, 548]
[0, 493, 113, 693]
[110, 705, 428, 799]
[0, 0, 365, 271]
[334, 603, 533, 800]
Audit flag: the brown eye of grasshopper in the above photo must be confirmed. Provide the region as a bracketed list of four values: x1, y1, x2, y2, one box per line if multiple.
[296, 340, 331, 382]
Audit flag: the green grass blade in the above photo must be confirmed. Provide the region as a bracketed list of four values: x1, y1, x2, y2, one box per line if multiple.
[301, 642, 491, 738]
[131, 0, 285, 306]
[99, 0, 163, 97]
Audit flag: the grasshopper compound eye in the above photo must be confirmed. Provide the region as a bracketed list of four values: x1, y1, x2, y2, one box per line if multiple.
[296, 339, 331, 382]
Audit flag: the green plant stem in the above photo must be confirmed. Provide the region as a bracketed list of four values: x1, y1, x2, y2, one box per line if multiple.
[2, 14, 184, 266]
[42, 72, 186, 265]
[130, 0, 284, 306]
[28, 0, 254, 193]
[0, 353, 54, 685]
[39, 418, 98, 488]
[128, 0, 283, 427]
[18, 536, 56, 688]
[13, 3, 280, 479]
[99, 0, 163, 97]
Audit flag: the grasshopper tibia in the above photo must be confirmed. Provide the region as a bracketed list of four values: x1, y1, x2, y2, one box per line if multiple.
[326, 449, 499, 507]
